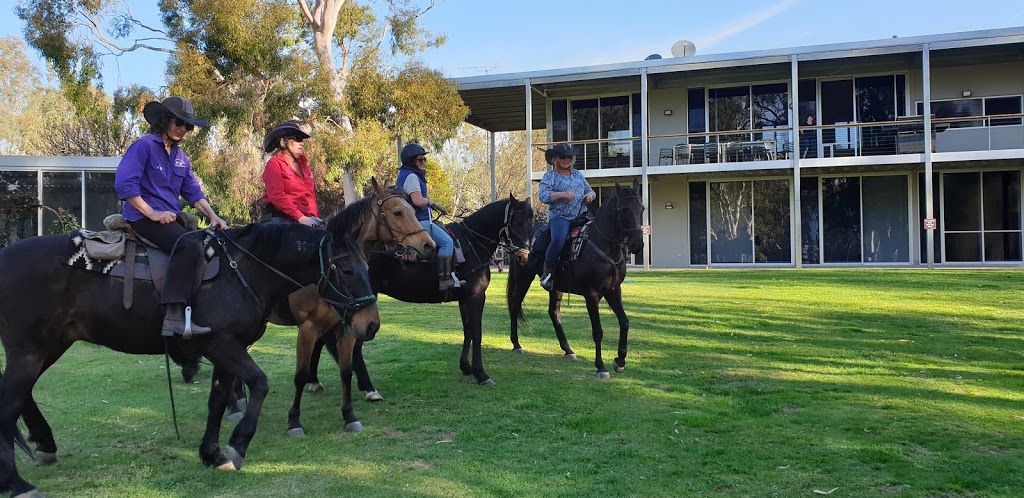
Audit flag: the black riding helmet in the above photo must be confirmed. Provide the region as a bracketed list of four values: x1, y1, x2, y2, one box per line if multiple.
[544, 143, 578, 166]
[400, 143, 428, 166]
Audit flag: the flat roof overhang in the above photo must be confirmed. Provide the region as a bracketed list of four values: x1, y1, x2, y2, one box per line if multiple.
[455, 27, 1024, 133]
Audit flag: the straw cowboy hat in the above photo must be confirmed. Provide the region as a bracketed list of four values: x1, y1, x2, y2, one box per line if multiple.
[142, 96, 209, 128]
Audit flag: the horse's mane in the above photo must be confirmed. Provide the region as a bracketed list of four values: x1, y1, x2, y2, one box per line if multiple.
[461, 197, 511, 230]
[326, 186, 409, 235]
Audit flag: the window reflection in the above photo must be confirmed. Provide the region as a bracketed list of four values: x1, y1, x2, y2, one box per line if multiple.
[1, 171, 39, 245]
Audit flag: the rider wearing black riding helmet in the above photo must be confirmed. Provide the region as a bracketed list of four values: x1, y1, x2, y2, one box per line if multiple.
[396, 142, 465, 291]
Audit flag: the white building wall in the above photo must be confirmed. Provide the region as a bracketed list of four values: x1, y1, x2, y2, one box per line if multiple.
[648, 175, 690, 267]
[908, 61, 1024, 104]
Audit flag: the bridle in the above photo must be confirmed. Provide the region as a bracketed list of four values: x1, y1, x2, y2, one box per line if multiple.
[588, 192, 643, 265]
[373, 192, 428, 257]
[215, 229, 377, 320]
[456, 200, 531, 274]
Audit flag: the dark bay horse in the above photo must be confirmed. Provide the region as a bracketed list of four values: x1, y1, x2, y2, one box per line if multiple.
[284, 180, 435, 436]
[0, 223, 378, 498]
[289, 196, 532, 433]
[506, 181, 645, 378]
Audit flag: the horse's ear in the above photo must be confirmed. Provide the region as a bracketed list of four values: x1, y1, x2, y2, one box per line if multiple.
[508, 191, 517, 202]
[632, 178, 640, 192]
[615, 181, 622, 193]
[371, 176, 386, 198]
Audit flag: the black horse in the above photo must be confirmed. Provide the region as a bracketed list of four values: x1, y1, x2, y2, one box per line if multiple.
[506, 181, 645, 378]
[0, 223, 378, 498]
[288, 196, 532, 432]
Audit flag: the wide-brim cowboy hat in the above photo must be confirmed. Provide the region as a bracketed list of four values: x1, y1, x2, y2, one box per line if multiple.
[143, 96, 209, 128]
[263, 122, 312, 152]
[544, 143, 579, 166]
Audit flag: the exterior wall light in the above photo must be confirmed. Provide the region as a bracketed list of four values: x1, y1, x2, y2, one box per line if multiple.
[664, 110, 673, 116]
[664, 202, 674, 209]
[962, 90, 972, 97]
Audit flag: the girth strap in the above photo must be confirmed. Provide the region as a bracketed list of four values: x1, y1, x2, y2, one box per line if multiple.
[123, 239, 137, 309]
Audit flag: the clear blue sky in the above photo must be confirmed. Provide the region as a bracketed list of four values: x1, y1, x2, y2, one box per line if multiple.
[3, 0, 1024, 90]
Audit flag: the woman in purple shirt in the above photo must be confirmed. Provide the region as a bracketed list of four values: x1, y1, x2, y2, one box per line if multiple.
[114, 96, 227, 338]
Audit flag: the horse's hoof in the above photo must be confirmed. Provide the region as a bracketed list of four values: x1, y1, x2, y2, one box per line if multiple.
[305, 382, 326, 394]
[365, 390, 384, 402]
[478, 378, 496, 386]
[34, 450, 57, 465]
[565, 353, 577, 361]
[512, 347, 525, 354]
[219, 446, 244, 471]
[345, 421, 365, 432]
[596, 371, 611, 380]
[227, 412, 244, 424]
[613, 363, 625, 374]
[14, 488, 46, 498]
[286, 427, 306, 437]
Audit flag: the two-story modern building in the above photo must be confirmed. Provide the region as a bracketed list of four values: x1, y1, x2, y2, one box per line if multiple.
[454, 27, 1024, 268]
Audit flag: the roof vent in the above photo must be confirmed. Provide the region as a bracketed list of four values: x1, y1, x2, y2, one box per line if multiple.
[671, 40, 697, 57]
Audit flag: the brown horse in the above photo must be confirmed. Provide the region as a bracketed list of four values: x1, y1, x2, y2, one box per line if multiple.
[0, 223, 378, 497]
[285, 178, 435, 436]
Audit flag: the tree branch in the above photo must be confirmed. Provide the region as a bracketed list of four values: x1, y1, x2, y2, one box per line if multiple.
[75, 7, 175, 56]
[296, 0, 318, 29]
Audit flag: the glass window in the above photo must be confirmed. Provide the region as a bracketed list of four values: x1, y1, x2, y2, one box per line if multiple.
[822, 176, 861, 262]
[896, 74, 907, 117]
[985, 96, 1023, 126]
[631, 93, 642, 167]
[551, 99, 568, 142]
[571, 99, 598, 170]
[600, 96, 631, 169]
[916, 99, 984, 128]
[861, 175, 909, 262]
[982, 171, 1021, 261]
[708, 86, 751, 143]
[42, 171, 82, 235]
[943, 172, 980, 231]
[1, 171, 40, 244]
[856, 76, 898, 156]
[753, 179, 791, 263]
[85, 172, 120, 231]
[709, 181, 753, 263]
[820, 80, 855, 157]
[689, 182, 707, 265]
[801, 176, 820, 264]
[687, 88, 706, 145]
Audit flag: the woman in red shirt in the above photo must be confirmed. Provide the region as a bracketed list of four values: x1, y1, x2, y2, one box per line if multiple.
[260, 122, 321, 226]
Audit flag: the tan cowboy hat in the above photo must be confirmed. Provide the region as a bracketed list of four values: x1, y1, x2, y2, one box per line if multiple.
[143, 96, 209, 128]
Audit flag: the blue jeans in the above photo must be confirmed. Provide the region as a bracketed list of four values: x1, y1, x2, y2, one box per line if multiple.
[544, 217, 570, 268]
[421, 220, 453, 257]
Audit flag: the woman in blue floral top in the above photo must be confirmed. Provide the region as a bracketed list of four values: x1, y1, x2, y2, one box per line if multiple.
[537, 143, 595, 291]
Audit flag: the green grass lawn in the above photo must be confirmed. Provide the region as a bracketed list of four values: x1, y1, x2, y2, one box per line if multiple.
[7, 269, 1024, 497]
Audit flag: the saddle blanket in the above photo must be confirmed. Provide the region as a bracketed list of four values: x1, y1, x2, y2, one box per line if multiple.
[67, 230, 218, 279]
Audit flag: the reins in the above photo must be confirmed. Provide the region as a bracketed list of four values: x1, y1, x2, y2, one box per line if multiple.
[373, 193, 428, 258]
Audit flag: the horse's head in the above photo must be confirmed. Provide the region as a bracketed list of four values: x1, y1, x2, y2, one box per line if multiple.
[612, 180, 646, 256]
[370, 177, 437, 261]
[500, 193, 534, 263]
[321, 233, 380, 341]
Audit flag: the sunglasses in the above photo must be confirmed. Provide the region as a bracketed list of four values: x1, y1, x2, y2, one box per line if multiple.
[556, 154, 573, 160]
[415, 157, 427, 163]
[173, 118, 195, 131]
[288, 137, 305, 143]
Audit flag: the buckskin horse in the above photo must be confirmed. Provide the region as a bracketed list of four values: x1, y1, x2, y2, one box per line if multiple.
[0, 222, 378, 498]
[284, 179, 435, 436]
[288, 196, 533, 434]
[506, 181, 645, 379]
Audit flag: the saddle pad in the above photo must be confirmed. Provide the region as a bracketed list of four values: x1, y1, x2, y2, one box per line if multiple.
[68, 231, 219, 282]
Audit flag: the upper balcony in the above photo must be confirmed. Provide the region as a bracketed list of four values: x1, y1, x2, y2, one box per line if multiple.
[530, 112, 1024, 179]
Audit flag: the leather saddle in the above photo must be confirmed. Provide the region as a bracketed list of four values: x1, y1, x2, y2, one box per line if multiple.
[68, 213, 220, 309]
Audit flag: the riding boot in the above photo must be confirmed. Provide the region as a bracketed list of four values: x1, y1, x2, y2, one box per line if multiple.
[539, 263, 555, 292]
[161, 303, 213, 339]
[437, 256, 465, 291]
